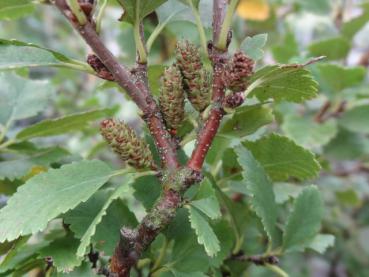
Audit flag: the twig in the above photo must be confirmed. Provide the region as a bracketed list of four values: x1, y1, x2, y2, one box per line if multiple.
[54, 0, 178, 169]
[53, 1, 232, 276]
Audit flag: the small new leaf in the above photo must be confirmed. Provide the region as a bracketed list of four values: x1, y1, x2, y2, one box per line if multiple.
[240, 34, 268, 61]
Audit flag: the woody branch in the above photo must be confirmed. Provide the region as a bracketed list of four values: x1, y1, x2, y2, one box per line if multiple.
[53, 0, 235, 276]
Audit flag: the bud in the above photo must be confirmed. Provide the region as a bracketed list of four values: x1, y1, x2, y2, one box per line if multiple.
[225, 52, 254, 92]
[87, 54, 114, 81]
[100, 119, 156, 169]
[175, 40, 211, 112]
[159, 65, 185, 130]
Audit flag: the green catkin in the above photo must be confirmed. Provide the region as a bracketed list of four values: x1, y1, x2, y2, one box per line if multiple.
[175, 40, 211, 112]
[100, 119, 156, 169]
[159, 65, 185, 130]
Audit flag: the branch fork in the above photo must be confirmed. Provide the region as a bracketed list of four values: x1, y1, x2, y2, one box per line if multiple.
[53, 0, 233, 275]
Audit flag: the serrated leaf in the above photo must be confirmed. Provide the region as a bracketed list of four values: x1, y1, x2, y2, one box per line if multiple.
[282, 115, 337, 148]
[190, 179, 221, 220]
[187, 206, 220, 257]
[308, 37, 350, 60]
[117, 0, 167, 24]
[308, 234, 335, 254]
[0, 0, 35, 20]
[338, 105, 369, 134]
[243, 133, 321, 181]
[16, 109, 115, 140]
[0, 147, 69, 181]
[0, 160, 113, 243]
[283, 185, 323, 253]
[38, 234, 82, 272]
[235, 146, 279, 246]
[220, 104, 273, 138]
[210, 220, 234, 267]
[64, 177, 135, 257]
[240, 34, 268, 61]
[247, 65, 318, 103]
[168, 209, 210, 272]
[0, 39, 90, 71]
[317, 64, 366, 93]
[0, 73, 53, 126]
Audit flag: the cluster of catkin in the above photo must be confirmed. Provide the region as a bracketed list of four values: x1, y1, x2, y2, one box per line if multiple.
[100, 41, 254, 169]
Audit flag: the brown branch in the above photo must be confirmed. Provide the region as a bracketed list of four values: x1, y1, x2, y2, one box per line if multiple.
[188, 0, 229, 171]
[53, 1, 232, 276]
[212, 0, 228, 44]
[54, 0, 178, 169]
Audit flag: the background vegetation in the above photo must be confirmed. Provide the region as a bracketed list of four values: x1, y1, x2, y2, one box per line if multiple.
[0, 0, 369, 276]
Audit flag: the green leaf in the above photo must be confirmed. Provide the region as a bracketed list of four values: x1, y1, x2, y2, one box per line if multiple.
[0, 73, 53, 126]
[240, 34, 268, 61]
[243, 133, 321, 181]
[271, 32, 299, 63]
[0, 237, 48, 274]
[307, 234, 335, 254]
[148, 65, 165, 96]
[282, 115, 337, 148]
[0, 0, 35, 20]
[0, 147, 69, 181]
[167, 209, 210, 272]
[55, 262, 95, 277]
[172, 271, 207, 277]
[133, 175, 161, 211]
[64, 177, 136, 257]
[117, 0, 167, 24]
[339, 105, 369, 134]
[92, 199, 138, 255]
[38, 234, 82, 272]
[324, 128, 369, 160]
[247, 65, 318, 103]
[0, 39, 91, 72]
[235, 146, 279, 246]
[273, 183, 303, 204]
[283, 185, 323, 253]
[187, 206, 220, 257]
[220, 104, 273, 138]
[295, 0, 331, 14]
[317, 64, 366, 92]
[16, 109, 115, 140]
[308, 37, 350, 60]
[0, 160, 113, 242]
[210, 220, 234, 267]
[190, 179, 221, 220]
[342, 4, 369, 39]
